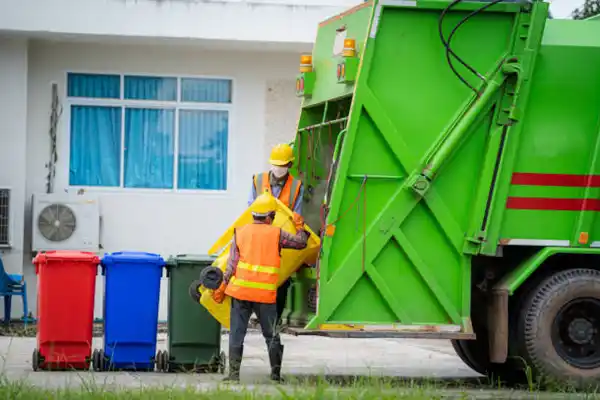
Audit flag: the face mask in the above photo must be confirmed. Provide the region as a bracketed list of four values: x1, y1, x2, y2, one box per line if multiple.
[271, 166, 289, 179]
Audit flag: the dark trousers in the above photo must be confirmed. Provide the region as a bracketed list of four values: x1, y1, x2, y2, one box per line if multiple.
[276, 278, 291, 325]
[230, 298, 281, 351]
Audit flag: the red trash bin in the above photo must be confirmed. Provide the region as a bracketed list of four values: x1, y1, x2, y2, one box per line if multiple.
[32, 251, 99, 371]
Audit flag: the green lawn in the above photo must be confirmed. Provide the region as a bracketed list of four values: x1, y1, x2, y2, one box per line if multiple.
[0, 376, 597, 400]
[0, 382, 451, 400]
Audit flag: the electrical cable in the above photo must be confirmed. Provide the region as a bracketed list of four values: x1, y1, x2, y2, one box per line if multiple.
[324, 176, 367, 230]
[446, 0, 507, 88]
[438, 0, 481, 94]
[440, 0, 510, 95]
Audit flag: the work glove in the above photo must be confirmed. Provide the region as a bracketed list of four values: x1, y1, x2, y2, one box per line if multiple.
[212, 282, 227, 304]
[292, 212, 305, 231]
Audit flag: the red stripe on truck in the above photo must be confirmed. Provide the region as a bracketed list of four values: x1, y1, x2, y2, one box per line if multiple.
[511, 173, 600, 187]
[506, 197, 600, 211]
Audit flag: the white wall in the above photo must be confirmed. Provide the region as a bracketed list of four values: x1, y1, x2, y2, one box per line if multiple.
[264, 80, 302, 170]
[0, 0, 356, 46]
[0, 38, 28, 281]
[23, 40, 302, 320]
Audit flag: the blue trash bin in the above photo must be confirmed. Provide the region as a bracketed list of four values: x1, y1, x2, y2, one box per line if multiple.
[93, 251, 165, 371]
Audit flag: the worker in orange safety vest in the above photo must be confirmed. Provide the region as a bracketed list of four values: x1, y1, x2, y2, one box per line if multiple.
[213, 193, 309, 383]
[248, 143, 304, 327]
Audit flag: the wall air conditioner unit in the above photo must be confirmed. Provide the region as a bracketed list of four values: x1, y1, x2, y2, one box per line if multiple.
[32, 193, 100, 252]
[0, 188, 10, 248]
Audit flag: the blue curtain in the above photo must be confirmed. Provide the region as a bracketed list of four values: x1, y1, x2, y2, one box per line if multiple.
[67, 73, 120, 99]
[124, 108, 174, 189]
[181, 78, 231, 103]
[178, 110, 228, 190]
[69, 106, 121, 186]
[67, 74, 232, 190]
[124, 76, 177, 101]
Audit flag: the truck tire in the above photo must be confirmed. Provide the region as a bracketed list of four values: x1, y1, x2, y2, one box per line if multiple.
[451, 339, 486, 374]
[452, 292, 526, 385]
[519, 268, 600, 388]
[451, 337, 522, 383]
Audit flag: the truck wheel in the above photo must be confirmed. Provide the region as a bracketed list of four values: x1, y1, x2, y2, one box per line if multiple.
[519, 268, 600, 388]
[451, 337, 521, 383]
[451, 339, 485, 374]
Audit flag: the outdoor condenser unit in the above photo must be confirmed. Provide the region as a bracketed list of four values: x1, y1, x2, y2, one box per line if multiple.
[31, 193, 100, 252]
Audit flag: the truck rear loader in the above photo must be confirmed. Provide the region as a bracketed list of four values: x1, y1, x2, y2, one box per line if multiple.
[288, 0, 600, 388]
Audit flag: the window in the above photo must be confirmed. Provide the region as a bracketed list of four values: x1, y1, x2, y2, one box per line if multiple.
[67, 73, 231, 190]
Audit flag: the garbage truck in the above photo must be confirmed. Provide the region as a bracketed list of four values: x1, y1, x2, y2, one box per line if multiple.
[199, 0, 600, 388]
[284, 0, 600, 388]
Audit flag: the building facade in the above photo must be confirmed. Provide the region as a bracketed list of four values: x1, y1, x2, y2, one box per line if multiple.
[0, 0, 356, 320]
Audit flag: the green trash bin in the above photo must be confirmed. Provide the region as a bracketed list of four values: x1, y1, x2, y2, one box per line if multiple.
[157, 254, 225, 373]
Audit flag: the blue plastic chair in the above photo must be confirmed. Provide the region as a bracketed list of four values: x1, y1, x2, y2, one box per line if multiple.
[0, 256, 29, 325]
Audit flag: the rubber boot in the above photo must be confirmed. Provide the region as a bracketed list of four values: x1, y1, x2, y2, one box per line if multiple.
[269, 344, 284, 383]
[223, 346, 243, 383]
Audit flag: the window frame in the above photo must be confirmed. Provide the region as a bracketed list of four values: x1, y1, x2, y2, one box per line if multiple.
[62, 70, 234, 194]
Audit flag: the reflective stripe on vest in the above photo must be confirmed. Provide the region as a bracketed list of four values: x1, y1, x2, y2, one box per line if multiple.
[224, 224, 281, 304]
[253, 172, 302, 211]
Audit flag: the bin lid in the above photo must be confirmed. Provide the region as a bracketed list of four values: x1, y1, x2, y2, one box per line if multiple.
[102, 251, 165, 266]
[33, 250, 100, 264]
[167, 254, 216, 266]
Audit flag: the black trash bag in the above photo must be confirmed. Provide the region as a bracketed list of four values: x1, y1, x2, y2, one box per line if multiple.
[188, 280, 202, 303]
[199, 266, 224, 290]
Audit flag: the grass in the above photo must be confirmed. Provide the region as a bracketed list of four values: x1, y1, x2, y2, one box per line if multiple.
[0, 378, 498, 400]
[0, 373, 598, 400]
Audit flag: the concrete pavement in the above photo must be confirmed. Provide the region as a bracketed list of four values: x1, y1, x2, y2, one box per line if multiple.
[0, 332, 480, 389]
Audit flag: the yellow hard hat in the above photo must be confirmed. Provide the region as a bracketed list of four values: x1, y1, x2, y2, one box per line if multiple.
[251, 193, 278, 217]
[269, 144, 295, 166]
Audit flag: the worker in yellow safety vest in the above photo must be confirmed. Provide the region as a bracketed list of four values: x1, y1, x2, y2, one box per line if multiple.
[213, 193, 309, 383]
[248, 143, 304, 327]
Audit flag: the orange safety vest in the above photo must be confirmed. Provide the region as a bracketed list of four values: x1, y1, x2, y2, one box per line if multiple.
[225, 223, 282, 304]
[254, 172, 302, 211]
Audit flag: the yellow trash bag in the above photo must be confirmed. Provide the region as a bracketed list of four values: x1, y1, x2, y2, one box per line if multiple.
[199, 197, 321, 329]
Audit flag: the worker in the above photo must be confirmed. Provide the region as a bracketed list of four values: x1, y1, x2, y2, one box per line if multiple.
[248, 143, 304, 327]
[213, 193, 309, 383]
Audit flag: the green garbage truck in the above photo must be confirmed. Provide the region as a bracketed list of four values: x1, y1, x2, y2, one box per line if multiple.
[289, 0, 600, 387]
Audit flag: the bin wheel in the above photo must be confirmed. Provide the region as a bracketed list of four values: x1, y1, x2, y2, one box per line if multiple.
[163, 350, 173, 372]
[156, 350, 163, 372]
[219, 351, 226, 374]
[158, 350, 170, 373]
[32, 348, 41, 371]
[208, 355, 219, 373]
[93, 349, 105, 372]
[92, 349, 97, 371]
[163, 351, 171, 373]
